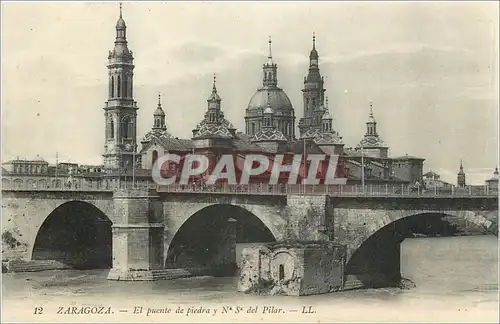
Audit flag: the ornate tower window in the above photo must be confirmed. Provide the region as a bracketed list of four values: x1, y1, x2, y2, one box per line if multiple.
[152, 150, 158, 166]
[110, 76, 115, 98]
[124, 77, 128, 98]
[121, 116, 130, 139]
[109, 119, 115, 139]
[117, 75, 121, 97]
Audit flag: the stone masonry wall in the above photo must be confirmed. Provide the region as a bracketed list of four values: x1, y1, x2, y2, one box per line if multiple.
[1, 191, 113, 262]
[238, 242, 346, 296]
[284, 194, 329, 241]
[329, 197, 498, 261]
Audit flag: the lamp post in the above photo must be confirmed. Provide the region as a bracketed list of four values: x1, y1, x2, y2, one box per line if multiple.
[303, 138, 307, 194]
[132, 137, 136, 188]
[360, 143, 365, 193]
[55, 151, 58, 179]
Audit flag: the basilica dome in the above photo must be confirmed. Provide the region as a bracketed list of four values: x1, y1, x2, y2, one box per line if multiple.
[247, 88, 294, 113]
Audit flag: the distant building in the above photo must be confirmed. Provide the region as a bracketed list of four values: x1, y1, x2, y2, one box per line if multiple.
[2, 156, 48, 175]
[245, 37, 295, 140]
[457, 160, 466, 187]
[3, 7, 429, 187]
[485, 167, 498, 191]
[423, 170, 453, 189]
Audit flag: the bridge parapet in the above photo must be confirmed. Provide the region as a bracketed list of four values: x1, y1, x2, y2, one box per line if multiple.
[155, 184, 498, 198]
[3, 175, 498, 198]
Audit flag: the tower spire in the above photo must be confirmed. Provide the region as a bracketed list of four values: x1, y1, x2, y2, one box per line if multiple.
[262, 37, 278, 88]
[152, 93, 166, 132]
[457, 159, 466, 187]
[207, 73, 221, 110]
[114, 2, 127, 43]
[365, 102, 377, 136]
[103, 0, 137, 171]
[268, 36, 273, 60]
[313, 32, 316, 50]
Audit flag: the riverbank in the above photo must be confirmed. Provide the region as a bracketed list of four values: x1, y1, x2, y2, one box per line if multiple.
[2, 236, 497, 322]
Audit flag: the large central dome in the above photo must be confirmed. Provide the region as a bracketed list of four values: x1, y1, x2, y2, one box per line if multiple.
[247, 87, 294, 113]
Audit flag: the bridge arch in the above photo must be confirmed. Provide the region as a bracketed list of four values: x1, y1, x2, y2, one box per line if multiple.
[345, 210, 497, 288]
[31, 200, 113, 269]
[165, 203, 278, 274]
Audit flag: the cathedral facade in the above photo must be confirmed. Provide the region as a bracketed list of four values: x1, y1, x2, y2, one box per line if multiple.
[102, 6, 425, 186]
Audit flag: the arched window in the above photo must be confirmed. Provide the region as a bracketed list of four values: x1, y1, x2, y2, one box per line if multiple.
[124, 77, 128, 98]
[117, 75, 121, 97]
[279, 264, 285, 281]
[251, 123, 255, 135]
[121, 116, 129, 139]
[268, 72, 272, 80]
[110, 119, 114, 139]
[110, 76, 115, 98]
[152, 150, 158, 166]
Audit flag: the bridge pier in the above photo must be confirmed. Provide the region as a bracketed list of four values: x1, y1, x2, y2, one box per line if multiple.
[285, 194, 332, 241]
[107, 189, 165, 281]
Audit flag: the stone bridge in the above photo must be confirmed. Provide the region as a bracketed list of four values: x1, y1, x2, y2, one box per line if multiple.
[1, 186, 498, 287]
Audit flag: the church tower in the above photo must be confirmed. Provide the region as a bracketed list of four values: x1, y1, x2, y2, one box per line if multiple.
[103, 3, 139, 170]
[457, 160, 466, 187]
[356, 103, 389, 158]
[245, 37, 295, 140]
[298, 33, 326, 138]
[152, 94, 167, 133]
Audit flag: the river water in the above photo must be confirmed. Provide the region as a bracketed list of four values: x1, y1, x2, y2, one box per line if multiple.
[2, 236, 498, 322]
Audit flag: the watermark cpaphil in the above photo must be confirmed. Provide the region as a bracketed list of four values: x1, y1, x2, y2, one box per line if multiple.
[152, 153, 347, 186]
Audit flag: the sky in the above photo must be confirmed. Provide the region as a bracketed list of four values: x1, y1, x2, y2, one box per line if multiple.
[1, 1, 498, 184]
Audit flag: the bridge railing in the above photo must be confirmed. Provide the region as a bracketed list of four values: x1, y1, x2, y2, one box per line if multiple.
[2, 177, 498, 197]
[0, 177, 141, 192]
[154, 183, 498, 197]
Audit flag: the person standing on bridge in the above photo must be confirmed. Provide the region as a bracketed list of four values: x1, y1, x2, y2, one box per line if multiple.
[414, 180, 421, 194]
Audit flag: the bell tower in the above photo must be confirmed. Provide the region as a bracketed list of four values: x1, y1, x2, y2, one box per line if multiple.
[299, 33, 326, 138]
[103, 3, 139, 170]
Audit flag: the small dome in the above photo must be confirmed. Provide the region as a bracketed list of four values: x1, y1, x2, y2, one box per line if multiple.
[154, 107, 165, 116]
[322, 111, 331, 120]
[247, 88, 293, 112]
[116, 17, 126, 29]
[264, 106, 274, 114]
[34, 154, 46, 162]
[357, 136, 388, 148]
[111, 44, 130, 57]
[207, 91, 221, 102]
[310, 48, 318, 60]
